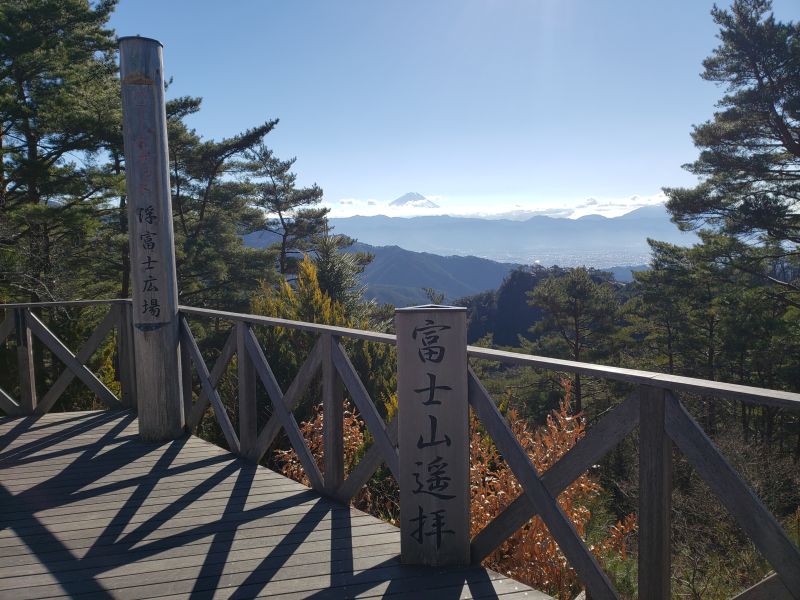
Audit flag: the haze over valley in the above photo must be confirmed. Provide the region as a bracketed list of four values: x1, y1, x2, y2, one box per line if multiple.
[326, 198, 695, 268]
[245, 197, 684, 304]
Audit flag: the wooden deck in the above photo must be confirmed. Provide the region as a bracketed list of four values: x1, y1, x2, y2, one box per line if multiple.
[0, 410, 548, 599]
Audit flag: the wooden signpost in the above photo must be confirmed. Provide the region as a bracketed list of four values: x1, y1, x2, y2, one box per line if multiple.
[396, 305, 470, 566]
[119, 37, 184, 440]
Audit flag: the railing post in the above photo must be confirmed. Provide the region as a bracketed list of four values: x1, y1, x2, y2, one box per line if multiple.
[15, 308, 37, 414]
[237, 322, 257, 459]
[116, 302, 138, 410]
[322, 333, 344, 495]
[180, 329, 193, 422]
[396, 305, 470, 566]
[639, 385, 672, 600]
[119, 36, 184, 440]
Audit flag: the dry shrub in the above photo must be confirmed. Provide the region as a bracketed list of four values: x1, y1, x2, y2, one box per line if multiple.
[274, 400, 399, 521]
[471, 389, 636, 599]
[276, 384, 636, 599]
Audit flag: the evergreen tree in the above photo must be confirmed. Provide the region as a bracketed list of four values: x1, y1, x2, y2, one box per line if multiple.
[0, 0, 120, 301]
[664, 0, 800, 299]
[624, 240, 695, 374]
[312, 231, 373, 320]
[247, 144, 326, 277]
[250, 256, 395, 421]
[166, 99, 278, 309]
[529, 268, 618, 413]
[492, 266, 552, 346]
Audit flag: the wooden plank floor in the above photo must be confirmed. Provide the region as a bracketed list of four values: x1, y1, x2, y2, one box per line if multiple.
[0, 410, 550, 599]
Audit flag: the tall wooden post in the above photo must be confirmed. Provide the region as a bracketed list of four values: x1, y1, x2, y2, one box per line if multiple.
[237, 322, 257, 459]
[322, 333, 345, 495]
[639, 385, 672, 599]
[119, 37, 184, 441]
[396, 305, 470, 566]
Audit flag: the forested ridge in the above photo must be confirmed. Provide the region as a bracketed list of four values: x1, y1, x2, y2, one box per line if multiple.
[1, 1, 799, 598]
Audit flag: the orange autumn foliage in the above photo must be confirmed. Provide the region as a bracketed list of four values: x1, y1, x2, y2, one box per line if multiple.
[274, 400, 400, 521]
[276, 383, 636, 599]
[470, 392, 636, 598]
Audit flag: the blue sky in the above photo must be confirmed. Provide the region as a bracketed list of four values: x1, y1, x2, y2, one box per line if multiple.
[110, 0, 799, 219]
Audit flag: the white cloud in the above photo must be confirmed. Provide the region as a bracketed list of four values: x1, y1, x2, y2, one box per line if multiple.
[327, 195, 444, 218]
[326, 191, 668, 219]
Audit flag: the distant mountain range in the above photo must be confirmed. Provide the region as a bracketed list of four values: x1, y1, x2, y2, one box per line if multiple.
[350, 245, 647, 305]
[243, 230, 649, 306]
[349, 243, 516, 305]
[329, 204, 695, 267]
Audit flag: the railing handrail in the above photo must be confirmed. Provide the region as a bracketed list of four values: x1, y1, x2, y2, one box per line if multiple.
[3, 300, 798, 410]
[4, 299, 799, 597]
[180, 304, 800, 410]
[467, 346, 800, 410]
[0, 299, 129, 309]
[179, 305, 397, 345]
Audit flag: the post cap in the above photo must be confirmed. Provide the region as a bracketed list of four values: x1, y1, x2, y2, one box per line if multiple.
[118, 35, 163, 47]
[395, 304, 466, 313]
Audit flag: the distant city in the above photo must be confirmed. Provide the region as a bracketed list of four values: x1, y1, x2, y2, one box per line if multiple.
[246, 194, 686, 305]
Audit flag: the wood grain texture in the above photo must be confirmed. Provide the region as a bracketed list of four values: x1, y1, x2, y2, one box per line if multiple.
[322, 334, 345, 495]
[36, 308, 117, 416]
[396, 306, 470, 567]
[468, 368, 619, 599]
[185, 327, 236, 430]
[237, 323, 257, 459]
[15, 309, 37, 414]
[731, 573, 794, 600]
[243, 326, 324, 490]
[664, 392, 800, 596]
[0, 410, 551, 599]
[180, 305, 397, 345]
[179, 330, 193, 418]
[638, 386, 671, 600]
[6, 300, 800, 410]
[26, 312, 120, 411]
[251, 335, 323, 463]
[466, 346, 800, 410]
[331, 340, 399, 480]
[180, 318, 239, 453]
[119, 37, 183, 441]
[470, 390, 640, 562]
[116, 303, 138, 410]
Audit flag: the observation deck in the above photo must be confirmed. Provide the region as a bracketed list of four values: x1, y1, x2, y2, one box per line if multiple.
[0, 410, 541, 599]
[1, 299, 799, 599]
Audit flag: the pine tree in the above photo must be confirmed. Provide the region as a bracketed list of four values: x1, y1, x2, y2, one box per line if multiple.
[529, 268, 618, 413]
[247, 144, 326, 277]
[312, 231, 373, 319]
[166, 99, 278, 309]
[664, 0, 800, 299]
[0, 0, 121, 301]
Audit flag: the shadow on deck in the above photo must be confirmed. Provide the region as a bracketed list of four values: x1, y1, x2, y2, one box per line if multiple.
[0, 410, 547, 599]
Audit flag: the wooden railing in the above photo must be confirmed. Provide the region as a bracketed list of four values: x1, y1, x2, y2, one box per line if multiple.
[0, 300, 135, 416]
[178, 305, 399, 505]
[178, 305, 800, 600]
[1, 300, 799, 599]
